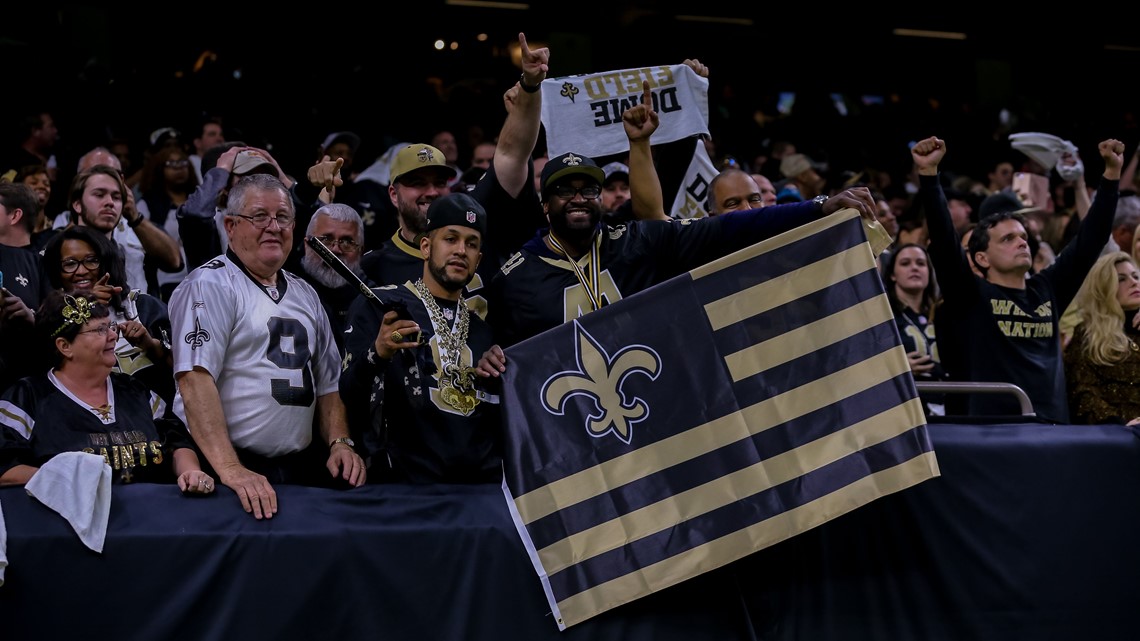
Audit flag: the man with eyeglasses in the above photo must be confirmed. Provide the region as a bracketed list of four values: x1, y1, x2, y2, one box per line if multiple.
[169, 174, 365, 520]
[295, 203, 368, 351]
[483, 94, 880, 350]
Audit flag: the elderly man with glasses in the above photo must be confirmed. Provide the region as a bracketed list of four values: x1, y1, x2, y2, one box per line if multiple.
[294, 202, 368, 351]
[168, 174, 365, 520]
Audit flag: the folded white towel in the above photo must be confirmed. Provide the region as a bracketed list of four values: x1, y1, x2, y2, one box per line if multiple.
[25, 452, 112, 553]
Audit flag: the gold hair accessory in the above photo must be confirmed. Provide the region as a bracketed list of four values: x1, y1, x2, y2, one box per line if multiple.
[53, 295, 94, 338]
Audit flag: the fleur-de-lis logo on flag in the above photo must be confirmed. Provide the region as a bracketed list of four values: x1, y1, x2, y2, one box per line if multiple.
[541, 321, 661, 444]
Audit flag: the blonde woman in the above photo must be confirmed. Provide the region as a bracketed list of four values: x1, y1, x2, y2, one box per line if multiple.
[1064, 252, 1140, 424]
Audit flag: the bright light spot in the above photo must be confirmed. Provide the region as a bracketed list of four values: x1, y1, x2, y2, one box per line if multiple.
[449, 41, 459, 50]
[476, 33, 488, 41]
[434, 40, 445, 50]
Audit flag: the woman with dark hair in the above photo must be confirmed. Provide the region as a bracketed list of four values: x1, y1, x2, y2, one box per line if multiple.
[42, 226, 175, 404]
[882, 242, 948, 415]
[0, 291, 213, 491]
[1063, 251, 1140, 424]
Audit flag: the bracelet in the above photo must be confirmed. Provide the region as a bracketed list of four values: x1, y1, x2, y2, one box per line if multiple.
[519, 74, 541, 94]
[127, 214, 144, 229]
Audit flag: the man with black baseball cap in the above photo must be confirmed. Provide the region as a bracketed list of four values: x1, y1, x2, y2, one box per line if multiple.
[341, 192, 501, 483]
[481, 87, 880, 354]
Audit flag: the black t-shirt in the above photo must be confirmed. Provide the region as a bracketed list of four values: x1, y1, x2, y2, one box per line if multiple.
[921, 174, 1118, 422]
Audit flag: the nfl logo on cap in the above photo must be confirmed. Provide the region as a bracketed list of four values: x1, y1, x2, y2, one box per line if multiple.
[466, 210, 477, 223]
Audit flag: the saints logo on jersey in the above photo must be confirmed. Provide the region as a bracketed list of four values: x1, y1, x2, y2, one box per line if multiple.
[183, 318, 211, 349]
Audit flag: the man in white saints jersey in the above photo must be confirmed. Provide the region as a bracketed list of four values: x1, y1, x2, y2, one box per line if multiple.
[170, 174, 365, 520]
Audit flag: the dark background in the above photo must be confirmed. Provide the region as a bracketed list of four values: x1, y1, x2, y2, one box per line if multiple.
[5, 5, 1140, 183]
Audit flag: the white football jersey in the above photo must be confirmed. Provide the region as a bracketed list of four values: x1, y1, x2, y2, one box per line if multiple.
[170, 254, 340, 457]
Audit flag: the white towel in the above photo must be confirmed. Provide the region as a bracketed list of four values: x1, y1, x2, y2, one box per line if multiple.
[0, 498, 7, 587]
[540, 63, 709, 159]
[25, 452, 112, 553]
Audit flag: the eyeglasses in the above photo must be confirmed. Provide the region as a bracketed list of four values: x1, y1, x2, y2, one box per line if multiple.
[231, 213, 296, 229]
[551, 185, 601, 200]
[164, 159, 191, 168]
[310, 235, 360, 251]
[61, 256, 101, 273]
[78, 322, 119, 337]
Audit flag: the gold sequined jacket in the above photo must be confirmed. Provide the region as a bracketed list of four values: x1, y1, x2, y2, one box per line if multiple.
[1064, 325, 1140, 425]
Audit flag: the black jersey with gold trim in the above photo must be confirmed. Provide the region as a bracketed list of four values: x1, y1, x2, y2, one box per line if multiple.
[487, 200, 823, 348]
[340, 282, 500, 483]
[0, 372, 194, 483]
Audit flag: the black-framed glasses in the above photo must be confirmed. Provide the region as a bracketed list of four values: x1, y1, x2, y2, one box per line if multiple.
[78, 322, 119, 337]
[231, 213, 296, 229]
[61, 256, 101, 273]
[310, 235, 361, 251]
[552, 185, 601, 200]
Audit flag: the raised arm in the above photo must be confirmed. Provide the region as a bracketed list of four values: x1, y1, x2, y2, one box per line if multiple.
[624, 81, 667, 221]
[493, 32, 549, 198]
[912, 136, 979, 303]
[1046, 139, 1123, 308]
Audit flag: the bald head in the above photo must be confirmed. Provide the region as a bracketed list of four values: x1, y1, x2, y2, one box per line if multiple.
[77, 147, 122, 173]
[707, 168, 763, 215]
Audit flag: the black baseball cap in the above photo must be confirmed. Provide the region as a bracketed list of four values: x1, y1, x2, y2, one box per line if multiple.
[541, 152, 605, 197]
[425, 193, 487, 237]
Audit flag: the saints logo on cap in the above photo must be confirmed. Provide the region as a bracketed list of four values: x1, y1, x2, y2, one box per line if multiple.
[417, 147, 434, 163]
[562, 153, 583, 167]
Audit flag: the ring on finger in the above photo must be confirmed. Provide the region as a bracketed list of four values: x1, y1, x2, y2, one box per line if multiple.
[391, 330, 403, 342]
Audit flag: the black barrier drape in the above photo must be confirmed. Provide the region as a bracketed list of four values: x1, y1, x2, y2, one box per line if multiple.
[3, 423, 1139, 641]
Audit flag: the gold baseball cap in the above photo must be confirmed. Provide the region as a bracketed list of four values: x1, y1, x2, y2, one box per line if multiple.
[389, 144, 457, 184]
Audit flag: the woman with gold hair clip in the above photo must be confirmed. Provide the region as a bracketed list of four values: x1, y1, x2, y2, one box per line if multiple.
[0, 291, 213, 492]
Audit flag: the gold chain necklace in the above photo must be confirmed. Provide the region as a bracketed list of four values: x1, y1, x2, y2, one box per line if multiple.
[414, 279, 478, 414]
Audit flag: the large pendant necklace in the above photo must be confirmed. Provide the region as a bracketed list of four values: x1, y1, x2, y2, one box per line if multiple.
[414, 279, 478, 415]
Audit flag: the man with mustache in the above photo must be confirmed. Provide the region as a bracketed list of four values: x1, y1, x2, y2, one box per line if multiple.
[340, 193, 500, 483]
[297, 203, 367, 352]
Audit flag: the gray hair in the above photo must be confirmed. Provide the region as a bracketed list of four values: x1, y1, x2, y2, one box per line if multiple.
[306, 202, 364, 242]
[224, 173, 293, 217]
[1113, 194, 1140, 231]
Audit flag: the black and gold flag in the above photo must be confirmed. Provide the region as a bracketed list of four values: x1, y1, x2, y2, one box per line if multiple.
[501, 209, 940, 630]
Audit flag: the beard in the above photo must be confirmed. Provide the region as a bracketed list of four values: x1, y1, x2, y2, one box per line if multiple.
[302, 251, 360, 289]
[547, 200, 601, 243]
[396, 193, 428, 237]
[427, 254, 472, 293]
